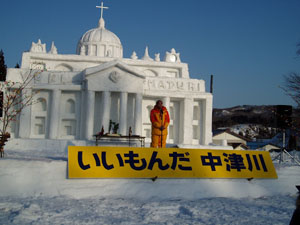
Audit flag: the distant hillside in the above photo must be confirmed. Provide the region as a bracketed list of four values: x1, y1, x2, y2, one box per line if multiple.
[213, 105, 300, 149]
[213, 105, 277, 128]
[213, 105, 278, 139]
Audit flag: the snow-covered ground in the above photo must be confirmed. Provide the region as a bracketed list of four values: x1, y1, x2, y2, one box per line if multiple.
[0, 148, 299, 225]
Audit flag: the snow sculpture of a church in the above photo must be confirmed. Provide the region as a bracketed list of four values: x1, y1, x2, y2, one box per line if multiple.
[6, 3, 213, 148]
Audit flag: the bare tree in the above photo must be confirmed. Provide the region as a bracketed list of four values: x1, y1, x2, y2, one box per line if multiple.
[282, 72, 300, 107]
[0, 70, 41, 157]
[281, 41, 300, 108]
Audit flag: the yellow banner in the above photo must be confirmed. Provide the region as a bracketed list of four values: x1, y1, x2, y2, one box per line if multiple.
[68, 146, 277, 179]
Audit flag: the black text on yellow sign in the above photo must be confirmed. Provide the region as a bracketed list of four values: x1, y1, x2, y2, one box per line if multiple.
[68, 146, 278, 179]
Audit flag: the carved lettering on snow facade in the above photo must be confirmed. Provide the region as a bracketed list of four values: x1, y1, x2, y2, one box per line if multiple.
[144, 78, 204, 92]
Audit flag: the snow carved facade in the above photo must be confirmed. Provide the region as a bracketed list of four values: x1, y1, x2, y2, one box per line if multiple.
[6, 3, 213, 147]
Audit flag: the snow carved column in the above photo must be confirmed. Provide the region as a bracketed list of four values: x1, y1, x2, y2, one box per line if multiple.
[100, 91, 111, 133]
[162, 97, 170, 143]
[85, 90, 95, 140]
[134, 93, 143, 136]
[119, 92, 128, 135]
[181, 97, 193, 145]
[48, 89, 61, 139]
[18, 89, 32, 138]
[203, 95, 213, 145]
[79, 91, 86, 139]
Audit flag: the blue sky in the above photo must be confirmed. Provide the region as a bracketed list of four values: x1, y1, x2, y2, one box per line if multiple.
[1, 0, 300, 108]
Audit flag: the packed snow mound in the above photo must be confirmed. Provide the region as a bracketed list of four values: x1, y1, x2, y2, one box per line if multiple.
[0, 148, 299, 225]
[0, 150, 299, 200]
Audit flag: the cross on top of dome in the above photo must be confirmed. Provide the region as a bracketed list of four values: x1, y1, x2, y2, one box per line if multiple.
[96, 1, 109, 20]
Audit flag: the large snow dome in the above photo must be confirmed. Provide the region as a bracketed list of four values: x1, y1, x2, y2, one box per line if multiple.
[76, 18, 123, 58]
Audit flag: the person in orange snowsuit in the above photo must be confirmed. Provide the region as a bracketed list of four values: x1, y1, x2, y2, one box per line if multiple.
[150, 100, 170, 148]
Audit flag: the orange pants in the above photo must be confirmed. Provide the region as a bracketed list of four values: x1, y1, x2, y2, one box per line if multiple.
[151, 135, 167, 148]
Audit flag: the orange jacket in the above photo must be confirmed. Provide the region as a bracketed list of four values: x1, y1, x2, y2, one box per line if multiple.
[150, 106, 170, 135]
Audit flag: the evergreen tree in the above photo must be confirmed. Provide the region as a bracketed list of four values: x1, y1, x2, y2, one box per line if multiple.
[0, 50, 7, 81]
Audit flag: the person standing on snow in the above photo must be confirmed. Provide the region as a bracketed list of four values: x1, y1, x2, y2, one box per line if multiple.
[150, 100, 170, 148]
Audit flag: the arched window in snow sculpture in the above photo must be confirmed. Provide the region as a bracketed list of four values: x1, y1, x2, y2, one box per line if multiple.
[35, 98, 47, 111]
[147, 105, 152, 118]
[193, 105, 199, 120]
[65, 99, 75, 114]
[32, 96, 48, 137]
[170, 106, 175, 120]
